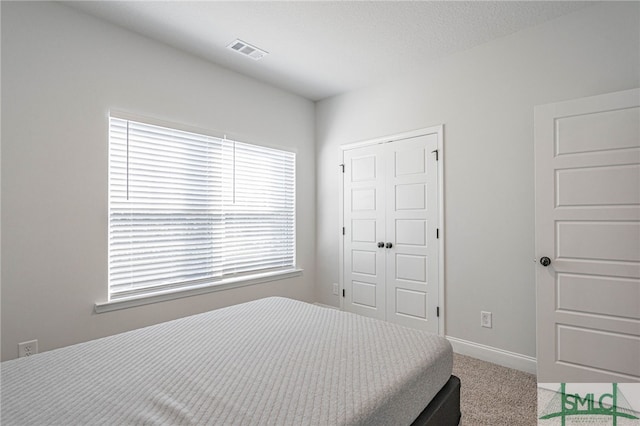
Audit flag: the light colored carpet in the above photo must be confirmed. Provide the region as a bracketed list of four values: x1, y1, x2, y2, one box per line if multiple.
[453, 353, 537, 426]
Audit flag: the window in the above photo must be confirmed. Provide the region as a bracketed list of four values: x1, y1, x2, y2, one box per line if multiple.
[108, 116, 295, 301]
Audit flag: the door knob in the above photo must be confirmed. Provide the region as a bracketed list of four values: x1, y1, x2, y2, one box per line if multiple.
[540, 257, 551, 267]
[385, 242, 393, 249]
[377, 242, 384, 248]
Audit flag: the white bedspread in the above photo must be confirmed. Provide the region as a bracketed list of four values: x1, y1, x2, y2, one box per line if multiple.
[1, 297, 452, 425]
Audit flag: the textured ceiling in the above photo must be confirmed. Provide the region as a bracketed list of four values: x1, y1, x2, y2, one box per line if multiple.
[64, 1, 594, 101]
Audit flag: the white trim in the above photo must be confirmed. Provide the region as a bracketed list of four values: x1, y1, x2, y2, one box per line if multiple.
[95, 268, 303, 313]
[338, 125, 445, 335]
[435, 125, 445, 336]
[339, 126, 443, 151]
[446, 335, 537, 375]
[338, 149, 345, 311]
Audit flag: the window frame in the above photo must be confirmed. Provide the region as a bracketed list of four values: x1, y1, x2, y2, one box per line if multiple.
[98, 111, 301, 313]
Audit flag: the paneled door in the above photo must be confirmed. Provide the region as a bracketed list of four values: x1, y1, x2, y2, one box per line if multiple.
[343, 143, 386, 320]
[343, 132, 440, 333]
[385, 135, 439, 330]
[535, 88, 640, 382]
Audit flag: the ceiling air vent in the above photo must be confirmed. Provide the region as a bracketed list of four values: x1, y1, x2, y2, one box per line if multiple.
[226, 39, 268, 61]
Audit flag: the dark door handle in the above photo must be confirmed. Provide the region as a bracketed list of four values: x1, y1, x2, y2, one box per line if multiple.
[385, 242, 393, 249]
[540, 257, 551, 267]
[377, 242, 384, 248]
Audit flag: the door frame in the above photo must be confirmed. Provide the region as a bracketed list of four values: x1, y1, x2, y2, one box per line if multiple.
[338, 125, 445, 336]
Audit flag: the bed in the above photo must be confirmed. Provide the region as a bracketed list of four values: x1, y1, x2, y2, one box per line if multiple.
[1, 297, 460, 425]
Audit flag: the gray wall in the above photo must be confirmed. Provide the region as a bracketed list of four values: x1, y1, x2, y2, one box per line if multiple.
[1, 2, 316, 361]
[315, 2, 640, 358]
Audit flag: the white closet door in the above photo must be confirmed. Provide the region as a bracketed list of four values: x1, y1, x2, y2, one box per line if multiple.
[385, 135, 439, 332]
[343, 144, 386, 320]
[342, 133, 440, 333]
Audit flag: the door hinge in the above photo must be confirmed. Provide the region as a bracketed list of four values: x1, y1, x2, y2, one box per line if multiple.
[342, 289, 345, 298]
[339, 163, 345, 173]
[436, 228, 439, 239]
[342, 227, 345, 235]
[437, 306, 440, 317]
[431, 149, 439, 161]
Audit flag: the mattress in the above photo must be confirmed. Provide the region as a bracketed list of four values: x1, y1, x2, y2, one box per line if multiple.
[1, 297, 453, 425]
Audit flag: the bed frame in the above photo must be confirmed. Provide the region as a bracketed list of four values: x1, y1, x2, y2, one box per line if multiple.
[411, 375, 461, 426]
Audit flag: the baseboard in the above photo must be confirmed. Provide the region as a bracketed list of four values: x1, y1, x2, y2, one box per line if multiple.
[446, 336, 537, 375]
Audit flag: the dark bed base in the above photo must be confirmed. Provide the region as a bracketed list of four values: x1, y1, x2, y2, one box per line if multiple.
[410, 375, 461, 426]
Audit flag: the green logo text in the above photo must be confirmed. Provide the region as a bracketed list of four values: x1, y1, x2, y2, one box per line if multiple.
[539, 383, 639, 425]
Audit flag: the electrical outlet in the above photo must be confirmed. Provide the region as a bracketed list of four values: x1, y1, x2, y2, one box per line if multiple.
[332, 283, 339, 295]
[481, 311, 492, 328]
[18, 340, 38, 358]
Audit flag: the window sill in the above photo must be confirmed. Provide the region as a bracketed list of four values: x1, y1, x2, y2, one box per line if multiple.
[94, 268, 303, 314]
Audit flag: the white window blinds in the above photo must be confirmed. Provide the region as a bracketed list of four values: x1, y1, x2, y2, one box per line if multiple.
[109, 117, 295, 301]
